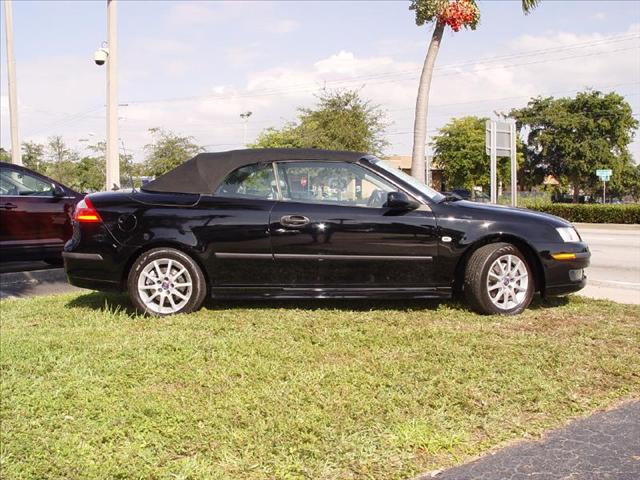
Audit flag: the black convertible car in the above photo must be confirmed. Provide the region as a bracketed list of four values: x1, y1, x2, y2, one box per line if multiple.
[63, 149, 589, 316]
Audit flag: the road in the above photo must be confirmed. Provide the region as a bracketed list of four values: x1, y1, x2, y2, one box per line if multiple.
[576, 223, 640, 304]
[422, 400, 640, 480]
[0, 223, 638, 302]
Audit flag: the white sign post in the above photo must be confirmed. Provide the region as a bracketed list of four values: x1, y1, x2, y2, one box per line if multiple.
[486, 120, 517, 206]
[596, 169, 612, 204]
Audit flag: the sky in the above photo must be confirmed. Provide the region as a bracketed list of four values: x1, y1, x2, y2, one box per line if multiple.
[1, 0, 639, 164]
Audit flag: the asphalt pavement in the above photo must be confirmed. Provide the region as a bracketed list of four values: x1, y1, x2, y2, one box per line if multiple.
[418, 400, 640, 480]
[0, 261, 84, 299]
[576, 223, 640, 304]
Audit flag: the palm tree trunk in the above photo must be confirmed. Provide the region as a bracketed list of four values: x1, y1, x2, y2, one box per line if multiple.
[411, 20, 445, 183]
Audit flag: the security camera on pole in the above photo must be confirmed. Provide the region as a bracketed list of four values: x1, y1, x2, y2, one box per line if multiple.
[93, 0, 119, 191]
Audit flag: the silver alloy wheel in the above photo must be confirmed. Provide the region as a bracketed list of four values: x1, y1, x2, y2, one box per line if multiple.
[137, 258, 193, 315]
[486, 254, 529, 311]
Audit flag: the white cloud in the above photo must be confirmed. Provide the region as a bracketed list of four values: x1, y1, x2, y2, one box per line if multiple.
[591, 12, 607, 21]
[2, 24, 638, 163]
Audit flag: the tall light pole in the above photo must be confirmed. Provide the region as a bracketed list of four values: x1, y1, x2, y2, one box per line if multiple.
[240, 111, 252, 146]
[105, 0, 119, 190]
[3, 0, 22, 165]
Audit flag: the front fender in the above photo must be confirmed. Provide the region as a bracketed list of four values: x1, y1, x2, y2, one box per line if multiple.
[432, 207, 556, 289]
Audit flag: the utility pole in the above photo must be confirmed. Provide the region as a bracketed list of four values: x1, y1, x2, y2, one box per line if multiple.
[3, 0, 22, 165]
[105, 0, 119, 190]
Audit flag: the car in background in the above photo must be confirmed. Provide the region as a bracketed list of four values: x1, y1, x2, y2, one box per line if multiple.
[442, 188, 491, 203]
[64, 149, 590, 317]
[0, 162, 82, 264]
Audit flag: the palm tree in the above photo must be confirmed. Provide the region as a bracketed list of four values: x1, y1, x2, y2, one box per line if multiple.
[410, 0, 540, 183]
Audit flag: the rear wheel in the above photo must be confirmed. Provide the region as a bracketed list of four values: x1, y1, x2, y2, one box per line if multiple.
[464, 242, 534, 315]
[128, 248, 207, 316]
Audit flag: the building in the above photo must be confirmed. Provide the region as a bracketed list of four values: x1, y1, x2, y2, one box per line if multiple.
[385, 155, 444, 191]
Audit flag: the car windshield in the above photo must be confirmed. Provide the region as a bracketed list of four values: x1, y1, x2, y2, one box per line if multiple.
[367, 157, 445, 202]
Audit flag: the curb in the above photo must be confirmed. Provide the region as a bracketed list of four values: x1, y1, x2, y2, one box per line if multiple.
[0, 268, 68, 286]
[574, 222, 640, 230]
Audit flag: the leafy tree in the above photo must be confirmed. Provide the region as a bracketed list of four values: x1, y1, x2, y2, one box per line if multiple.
[143, 128, 203, 178]
[21, 141, 46, 173]
[251, 89, 388, 156]
[47, 136, 77, 164]
[605, 155, 640, 202]
[0, 147, 10, 163]
[511, 90, 638, 202]
[85, 141, 144, 190]
[45, 136, 80, 188]
[251, 122, 305, 149]
[409, 0, 539, 183]
[432, 116, 519, 195]
[75, 156, 106, 192]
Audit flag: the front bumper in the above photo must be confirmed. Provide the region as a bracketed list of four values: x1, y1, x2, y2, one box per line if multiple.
[537, 241, 591, 297]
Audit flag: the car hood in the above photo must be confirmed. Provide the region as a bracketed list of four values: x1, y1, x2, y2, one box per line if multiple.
[441, 200, 572, 228]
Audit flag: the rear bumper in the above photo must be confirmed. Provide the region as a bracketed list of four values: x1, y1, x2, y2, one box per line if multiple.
[62, 251, 122, 291]
[63, 221, 135, 292]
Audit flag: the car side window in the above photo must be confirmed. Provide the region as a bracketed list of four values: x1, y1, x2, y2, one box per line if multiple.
[0, 167, 54, 196]
[275, 161, 396, 208]
[215, 163, 277, 200]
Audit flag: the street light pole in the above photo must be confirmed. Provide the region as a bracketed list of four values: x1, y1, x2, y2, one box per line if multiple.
[240, 111, 252, 146]
[105, 0, 119, 190]
[3, 0, 22, 165]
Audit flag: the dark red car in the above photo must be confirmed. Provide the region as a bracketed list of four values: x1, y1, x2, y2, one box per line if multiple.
[0, 162, 82, 264]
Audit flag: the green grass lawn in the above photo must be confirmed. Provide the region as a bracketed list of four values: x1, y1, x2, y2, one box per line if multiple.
[1, 293, 638, 480]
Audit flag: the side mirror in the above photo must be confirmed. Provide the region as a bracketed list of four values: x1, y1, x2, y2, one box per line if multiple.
[385, 191, 420, 210]
[52, 184, 65, 197]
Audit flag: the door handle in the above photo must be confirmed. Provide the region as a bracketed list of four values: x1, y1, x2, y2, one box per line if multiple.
[280, 214, 310, 228]
[0, 203, 17, 210]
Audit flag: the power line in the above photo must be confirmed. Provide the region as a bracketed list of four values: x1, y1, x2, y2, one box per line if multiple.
[121, 35, 639, 105]
[22, 36, 640, 137]
[124, 81, 640, 132]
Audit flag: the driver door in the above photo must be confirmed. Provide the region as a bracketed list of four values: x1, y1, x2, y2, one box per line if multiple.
[269, 160, 439, 287]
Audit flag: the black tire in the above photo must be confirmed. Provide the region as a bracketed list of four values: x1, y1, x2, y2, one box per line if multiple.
[464, 242, 534, 315]
[127, 247, 207, 316]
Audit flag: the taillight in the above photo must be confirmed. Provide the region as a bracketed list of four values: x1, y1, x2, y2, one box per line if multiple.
[74, 197, 102, 223]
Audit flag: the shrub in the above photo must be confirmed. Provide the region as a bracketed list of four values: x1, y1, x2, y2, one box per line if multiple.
[525, 202, 640, 224]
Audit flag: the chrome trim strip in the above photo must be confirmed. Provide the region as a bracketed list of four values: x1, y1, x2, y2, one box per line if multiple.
[215, 253, 274, 259]
[62, 252, 104, 261]
[275, 254, 433, 261]
[0, 194, 76, 199]
[214, 252, 433, 261]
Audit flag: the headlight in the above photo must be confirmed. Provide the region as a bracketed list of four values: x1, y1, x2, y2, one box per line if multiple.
[556, 227, 581, 242]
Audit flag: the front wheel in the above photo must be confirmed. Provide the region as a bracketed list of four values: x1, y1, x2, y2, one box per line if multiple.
[128, 248, 207, 316]
[464, 242, 534, 315]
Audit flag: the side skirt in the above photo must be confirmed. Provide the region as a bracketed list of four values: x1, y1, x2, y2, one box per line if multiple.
[210, 286, 452, 300]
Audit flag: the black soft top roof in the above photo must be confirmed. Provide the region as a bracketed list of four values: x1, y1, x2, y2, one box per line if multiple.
[142, 148, 368, 194]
